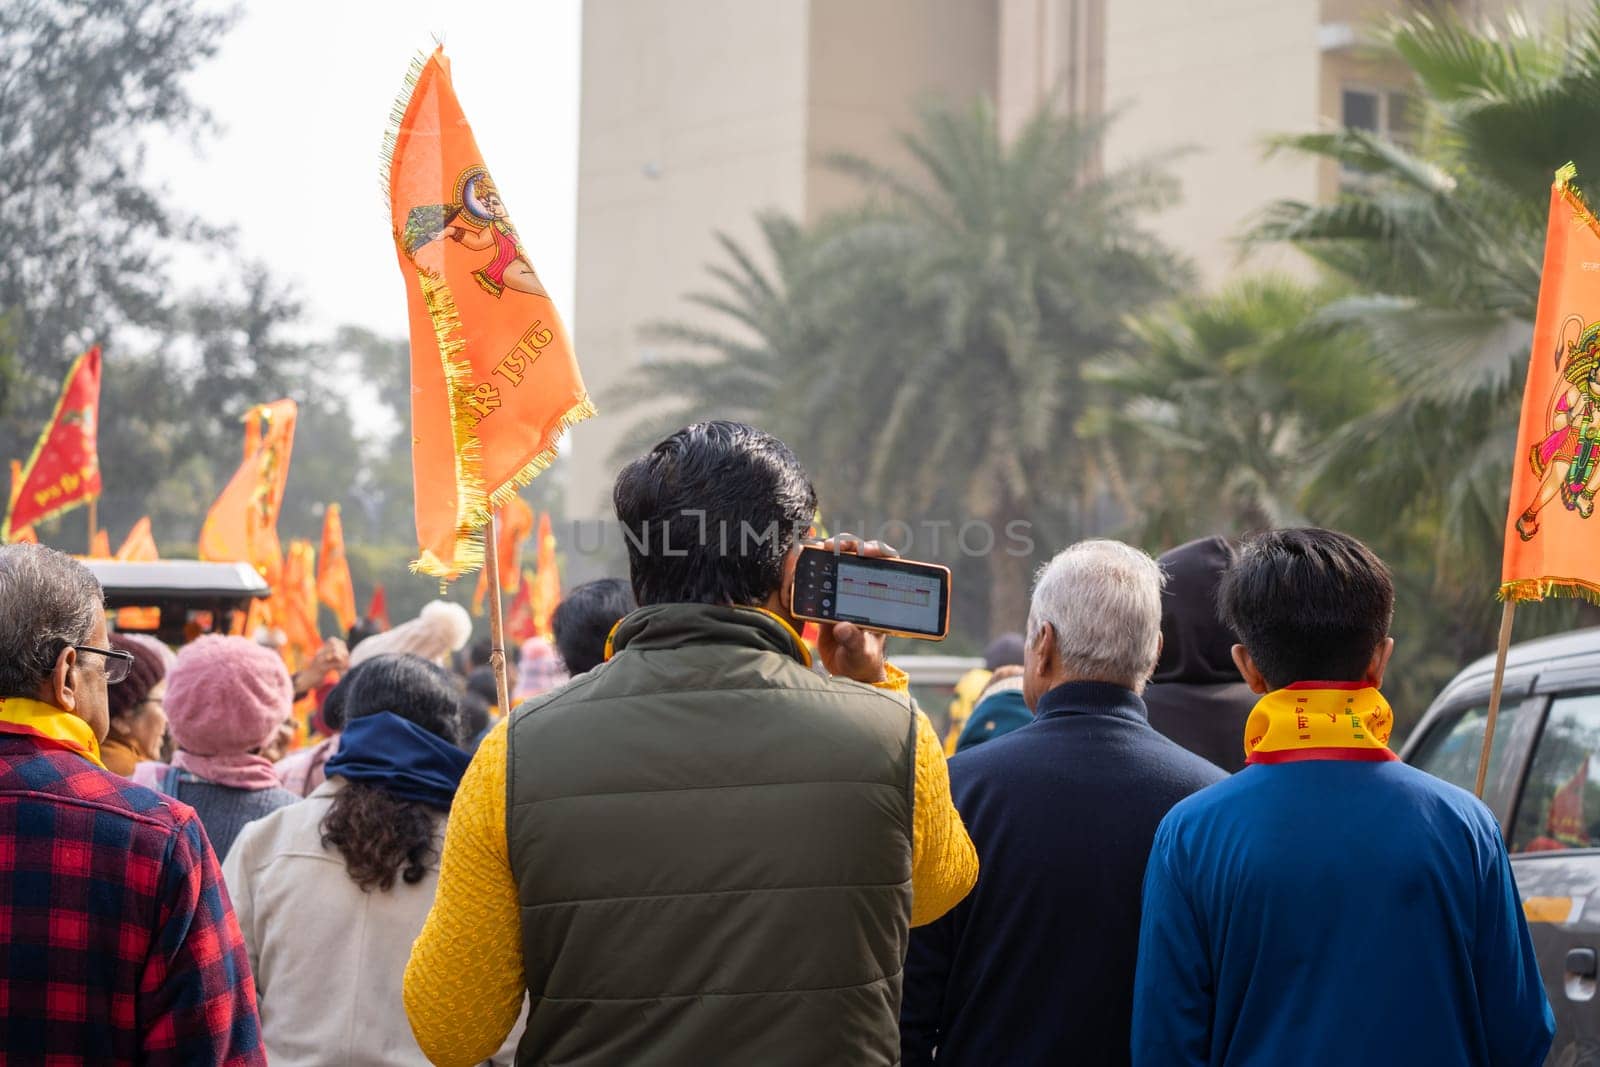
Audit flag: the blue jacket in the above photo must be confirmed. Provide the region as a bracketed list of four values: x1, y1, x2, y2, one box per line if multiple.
[1133, 759, 1556, 1067]
[902, 681, 1226, 1065]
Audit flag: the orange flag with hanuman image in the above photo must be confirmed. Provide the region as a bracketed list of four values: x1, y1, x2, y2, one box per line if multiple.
[317, 503, 358, 633]
[5, 346, 100, 541]
[1504, 165, 1600, 602]
[384, 47, 594, 580]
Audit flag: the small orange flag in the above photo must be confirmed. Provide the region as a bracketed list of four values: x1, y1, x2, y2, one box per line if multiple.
[5, 346, 101, 541]
[115, 517, 159, 562]
[277, 540, 321, 669]
[199, 400, 297, 587]
[384, 47, 594, 580]
[471, 496, 535, 615]
[89, 528, 111, 559]
[529, 512, 560, 638]
[1504, 165, 1600, 602]
[113, 517, 161, 631]
[317, 503, 358, 633]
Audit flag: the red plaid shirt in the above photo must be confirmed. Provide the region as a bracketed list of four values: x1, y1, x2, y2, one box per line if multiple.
[0, 735, 265, 1063]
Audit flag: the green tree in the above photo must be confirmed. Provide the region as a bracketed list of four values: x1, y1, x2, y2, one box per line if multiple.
[0, 0, 233, 421]
[1092, 277, 1382, 543]
[1251, 8, 1600, 658]
[621, 100, 1187, 632]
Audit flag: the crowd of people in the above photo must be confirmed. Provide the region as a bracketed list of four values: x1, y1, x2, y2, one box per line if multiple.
[0, 418, 1560, 1065]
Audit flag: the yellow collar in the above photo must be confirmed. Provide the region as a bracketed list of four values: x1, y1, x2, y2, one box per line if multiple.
[1244, 683, 1397, 765]
[0, 696, 105, 769]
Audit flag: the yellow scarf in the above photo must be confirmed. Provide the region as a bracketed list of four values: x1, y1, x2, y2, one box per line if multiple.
[1244, 683, 1397, 765]
[0, 696, 105, 769]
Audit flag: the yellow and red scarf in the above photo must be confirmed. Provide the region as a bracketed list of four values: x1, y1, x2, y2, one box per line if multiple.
[0, 696, 105, 769]
[1244, 682, 1397, 765]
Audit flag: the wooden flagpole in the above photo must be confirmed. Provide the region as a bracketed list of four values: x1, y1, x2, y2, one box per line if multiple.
[87, 499, 97, 551]
[1473, 601, 1517, 799]
[483, 510, 512, 713]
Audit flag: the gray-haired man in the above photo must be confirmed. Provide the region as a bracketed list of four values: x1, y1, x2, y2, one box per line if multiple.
[901, 539, 1226, 1066]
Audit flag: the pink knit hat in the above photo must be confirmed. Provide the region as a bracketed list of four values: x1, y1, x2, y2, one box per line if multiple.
[164, 635, 293, 756]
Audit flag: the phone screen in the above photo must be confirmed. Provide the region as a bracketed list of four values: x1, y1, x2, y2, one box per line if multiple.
[791, 547, 950, 639]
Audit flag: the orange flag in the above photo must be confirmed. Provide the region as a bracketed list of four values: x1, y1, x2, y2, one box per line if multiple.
[5, 346, 101, 540]
[1504, 166, 1600, 601]
[276, 540, 321, 669]
[529, 512, 561, 638]
[199, 400, 297, 587]
[115, 517, 159, 561]
[113, 517, 161, 631]
[384, 47, 594, 580]
[471, 496, 535, 614]
[88, 528, 111, 559]
[506, 567, 537, 644]
[317, 503, 358, 633]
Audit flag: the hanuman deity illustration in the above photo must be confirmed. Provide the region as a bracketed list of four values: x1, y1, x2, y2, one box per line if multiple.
[399, 165, 549, 300]
[1515, 316, 1600, 541]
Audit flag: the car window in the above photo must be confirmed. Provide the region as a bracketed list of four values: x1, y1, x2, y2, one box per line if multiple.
[1512, 693, 1600, 854]
[1410, 700, 1525, 796]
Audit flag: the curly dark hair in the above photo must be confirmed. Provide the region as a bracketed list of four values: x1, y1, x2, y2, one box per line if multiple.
[319, 654, 464, 892]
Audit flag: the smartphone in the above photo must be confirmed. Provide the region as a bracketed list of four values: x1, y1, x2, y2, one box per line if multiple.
[789, 545, 951, 641]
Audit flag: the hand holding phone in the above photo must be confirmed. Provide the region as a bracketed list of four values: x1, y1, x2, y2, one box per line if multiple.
[790, 535, 952, 684]
[811, 538, 896, 684]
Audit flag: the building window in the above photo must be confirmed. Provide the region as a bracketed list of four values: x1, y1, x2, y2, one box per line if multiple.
[1339, 87, 1417, 189]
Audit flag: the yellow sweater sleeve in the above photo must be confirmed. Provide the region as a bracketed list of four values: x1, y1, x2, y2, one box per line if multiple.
[876, 664, 980, 927]
[404, 718, 525, 1067]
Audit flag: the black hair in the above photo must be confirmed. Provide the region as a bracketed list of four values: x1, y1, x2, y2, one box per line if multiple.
[459, 690, 491, 749]
[464, 638, 493, 672]
[465, 664, 499, 707]
[319, 660, 372, 733]
[347, 617, 384, 651]
[612, 421, 817, 607]
[320, 654, 464, 892]
[1217, 528, 1394, 690]
[551, 578, 636, 675]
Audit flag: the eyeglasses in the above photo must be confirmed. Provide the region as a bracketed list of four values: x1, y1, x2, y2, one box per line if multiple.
[72, 646, 135, 685]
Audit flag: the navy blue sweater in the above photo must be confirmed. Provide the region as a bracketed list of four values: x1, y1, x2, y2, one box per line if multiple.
[901, 681, 1226, 1065]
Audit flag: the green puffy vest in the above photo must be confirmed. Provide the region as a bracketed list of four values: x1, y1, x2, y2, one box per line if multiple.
[506, 604, 916, 1065]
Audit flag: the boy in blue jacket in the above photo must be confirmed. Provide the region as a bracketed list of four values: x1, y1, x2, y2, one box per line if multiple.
[1132, 527, 1554, 1067]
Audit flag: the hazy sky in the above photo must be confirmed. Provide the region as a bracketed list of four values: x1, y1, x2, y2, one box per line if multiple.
[150, 0, 583, 340]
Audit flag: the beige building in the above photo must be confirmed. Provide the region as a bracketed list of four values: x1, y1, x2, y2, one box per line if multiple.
[567, 0, 1566, 517]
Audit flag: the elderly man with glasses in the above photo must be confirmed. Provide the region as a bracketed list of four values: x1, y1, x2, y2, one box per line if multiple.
[0, 543, 264, 1065]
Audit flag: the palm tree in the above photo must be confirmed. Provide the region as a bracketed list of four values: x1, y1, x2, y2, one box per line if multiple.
[812, 98, 1188, 630]
[615, 99, 1186, 633]
[1091, 277, 1382, 545]
[1250, 8, 1600, 653]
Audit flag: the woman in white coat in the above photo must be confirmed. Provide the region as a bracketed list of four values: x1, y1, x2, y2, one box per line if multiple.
[222, 653, 523, 1065]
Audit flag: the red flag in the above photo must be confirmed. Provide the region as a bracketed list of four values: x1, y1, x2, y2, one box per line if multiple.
[317, 503, 358, 632]
[1549, 755, 1590, 844]
[506, 567, 536, 644]
[199, 400, 297, 587]
[5, 346, 101, 540]
[384, 47, 594, 580]
[367, 584, 391, 630]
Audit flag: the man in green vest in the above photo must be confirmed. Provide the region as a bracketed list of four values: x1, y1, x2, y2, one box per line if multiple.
[404, 421, 979, 1066]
